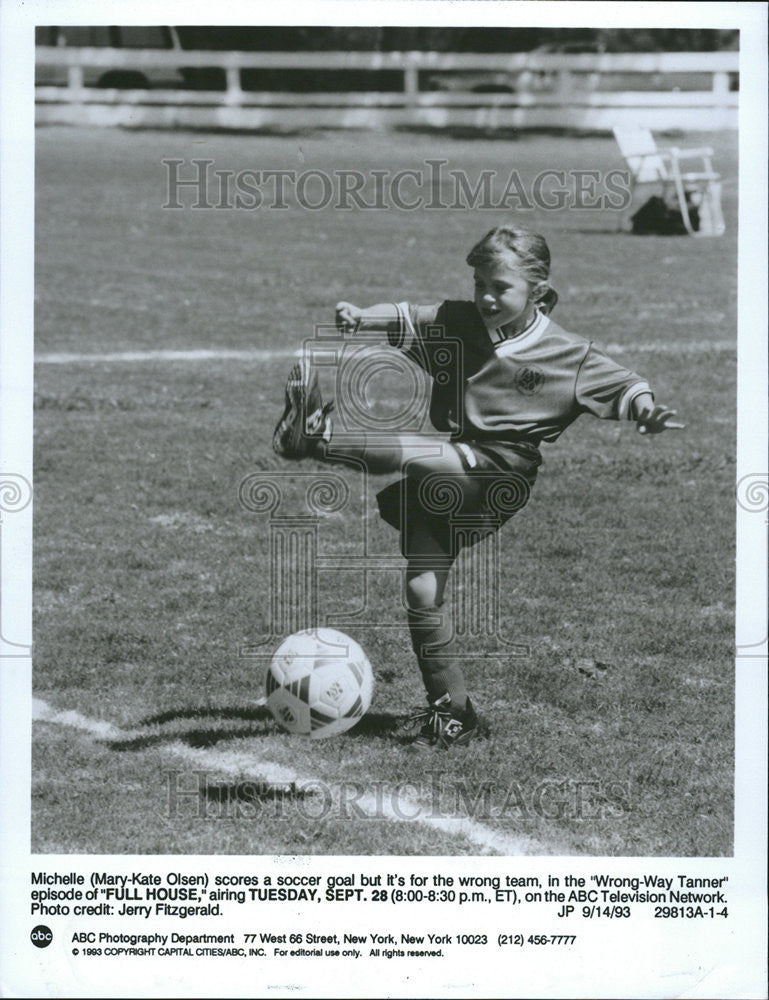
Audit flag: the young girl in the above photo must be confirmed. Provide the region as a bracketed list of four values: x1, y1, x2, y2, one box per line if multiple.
[272, 224, 683, 750]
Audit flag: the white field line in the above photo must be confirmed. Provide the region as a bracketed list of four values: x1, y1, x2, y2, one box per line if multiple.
[35, 348, 302, 364]
[34, 340, 735, 365]
[32, 697, 554, 856]
[33, 698, 122, 739]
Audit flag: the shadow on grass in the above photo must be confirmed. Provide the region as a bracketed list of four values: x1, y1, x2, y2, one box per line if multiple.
[347, 712, 401, 736]
[104, 723, 274, 752]
[137, 705, 272, 726]
[104, 707, 404, 753]
[394, 124, 623, 141]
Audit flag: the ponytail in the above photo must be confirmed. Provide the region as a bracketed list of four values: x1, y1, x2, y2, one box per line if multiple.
[533, 283, 558, 315]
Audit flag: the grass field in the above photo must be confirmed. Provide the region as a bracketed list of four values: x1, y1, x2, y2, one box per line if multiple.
[32, 125, 737, 856]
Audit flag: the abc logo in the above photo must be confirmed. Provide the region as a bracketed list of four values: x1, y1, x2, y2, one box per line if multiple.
[31, 925, 53, 948]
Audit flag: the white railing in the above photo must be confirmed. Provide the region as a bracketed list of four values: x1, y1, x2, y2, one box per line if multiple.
[35, 48, 739, 131]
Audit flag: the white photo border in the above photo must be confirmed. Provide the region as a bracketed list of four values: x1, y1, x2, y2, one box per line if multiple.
[1, 2, 766, 997]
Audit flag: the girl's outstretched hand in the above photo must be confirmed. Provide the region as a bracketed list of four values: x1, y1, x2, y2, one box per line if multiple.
[636, 405, 686, 435]
[335, 301, 362, 333]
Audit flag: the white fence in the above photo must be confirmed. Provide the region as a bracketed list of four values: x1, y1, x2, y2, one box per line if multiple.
[35, 48, 739, 132]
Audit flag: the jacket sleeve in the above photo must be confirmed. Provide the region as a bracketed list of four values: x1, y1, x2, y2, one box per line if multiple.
[389, 301, 445, 372]
[575, 343, 652, 420]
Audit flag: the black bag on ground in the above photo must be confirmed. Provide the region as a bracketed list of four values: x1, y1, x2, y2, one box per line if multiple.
[631, 194, 700, 235]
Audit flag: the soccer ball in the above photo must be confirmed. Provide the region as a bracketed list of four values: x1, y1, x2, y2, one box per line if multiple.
[265, 628, 374, 739]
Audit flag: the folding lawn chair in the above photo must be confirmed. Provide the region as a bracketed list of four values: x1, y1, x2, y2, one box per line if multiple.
[613, 125, 725, 237]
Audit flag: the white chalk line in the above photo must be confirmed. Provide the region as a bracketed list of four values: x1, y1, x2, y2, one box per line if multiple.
[32, 697, 554, 856]
[35, 341, 735, 364]
[33, 698, 122, 739]
[35, 348, 302, 364]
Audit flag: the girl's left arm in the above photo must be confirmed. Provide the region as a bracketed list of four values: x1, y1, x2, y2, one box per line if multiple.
[630, 392, 685, 435]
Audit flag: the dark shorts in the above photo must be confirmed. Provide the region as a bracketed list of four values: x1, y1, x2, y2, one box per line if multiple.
[376, 439, 540, 560]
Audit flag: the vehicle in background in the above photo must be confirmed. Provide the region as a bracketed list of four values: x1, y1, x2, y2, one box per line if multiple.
[35, 26, 224, 90]
[424, 71, 516, 94]
[422, 39, 732, 96]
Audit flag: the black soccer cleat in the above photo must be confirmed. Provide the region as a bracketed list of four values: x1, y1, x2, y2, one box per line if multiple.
[272, 359, 333, 460]
[437, 698, 478, 749]
[405, 694, 478, 750]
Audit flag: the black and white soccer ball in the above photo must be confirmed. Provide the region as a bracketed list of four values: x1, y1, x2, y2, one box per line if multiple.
[266, 628, 374, 739]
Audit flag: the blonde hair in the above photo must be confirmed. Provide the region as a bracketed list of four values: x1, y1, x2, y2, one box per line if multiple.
[466, 225, 559, 315]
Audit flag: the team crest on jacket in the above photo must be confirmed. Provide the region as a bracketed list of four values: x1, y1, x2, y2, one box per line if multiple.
[513, 364, 546, 395]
